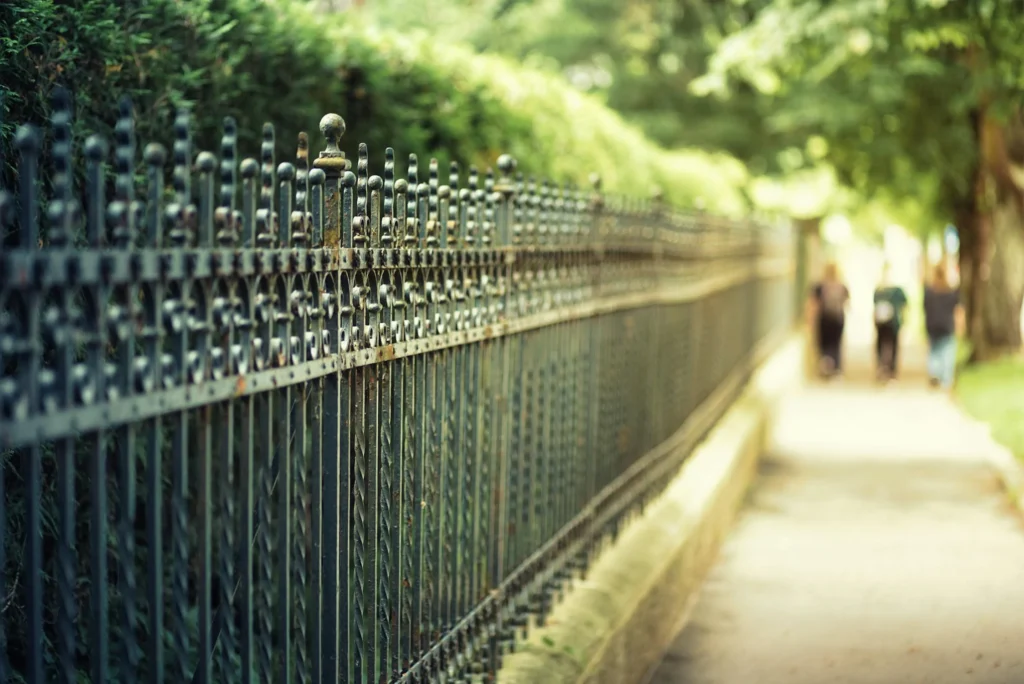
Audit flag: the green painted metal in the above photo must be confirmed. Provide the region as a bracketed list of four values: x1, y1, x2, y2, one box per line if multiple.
[0, 90, 795, 683]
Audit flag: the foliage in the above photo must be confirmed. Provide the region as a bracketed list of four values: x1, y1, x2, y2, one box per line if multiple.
[341, 21, 753, 213]
[694, 0, 1024, 230]
[0, 0, 752, 216]
[957, 356, 1024, 463]
[746, 165, 851, 221]
[360, 0, 807, 175]
[687, 0, 1024, 355]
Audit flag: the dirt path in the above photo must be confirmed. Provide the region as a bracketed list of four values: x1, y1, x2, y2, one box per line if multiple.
[649, 381, 1024, 684]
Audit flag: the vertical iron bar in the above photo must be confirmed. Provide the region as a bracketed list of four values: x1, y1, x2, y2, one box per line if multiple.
[276, 166, 296, 684]
[195, 152, 217, 684]
[14, 124, 44, 684]
[168, 107, 193, 684]
[49, 87, 78, 684]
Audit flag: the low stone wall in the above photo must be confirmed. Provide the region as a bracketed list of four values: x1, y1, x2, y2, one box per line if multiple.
[498, 334, 805, 684]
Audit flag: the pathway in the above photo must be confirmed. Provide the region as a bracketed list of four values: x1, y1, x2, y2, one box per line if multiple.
[649, 370, 1024, 684]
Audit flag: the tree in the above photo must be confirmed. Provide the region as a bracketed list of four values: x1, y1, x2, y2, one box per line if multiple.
[358, 0, 809, 173]
[695, 0, 1024, 359]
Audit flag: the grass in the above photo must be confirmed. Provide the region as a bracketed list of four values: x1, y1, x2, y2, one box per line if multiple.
[956, 355, 1024, 463]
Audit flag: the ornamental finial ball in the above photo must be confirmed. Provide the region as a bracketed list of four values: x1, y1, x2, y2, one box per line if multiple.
[319, 114, 346, 154]
[497, 154, 516, 175]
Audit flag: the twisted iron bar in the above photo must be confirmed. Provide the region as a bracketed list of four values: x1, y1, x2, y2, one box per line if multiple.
[460, 341, 476, 614]
[423, 350, 441, 648]
[442, 346, 459, 629]
[352, 366, 370, 680]
[293, 402, 312, 684]
[401, 354, 418, 665]
[256, 398, 276, 684]
[378, 359, 396, 674]
[217, 416, 239, 682]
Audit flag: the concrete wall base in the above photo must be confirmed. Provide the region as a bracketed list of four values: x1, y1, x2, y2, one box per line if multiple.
[497, 334, 805, 684]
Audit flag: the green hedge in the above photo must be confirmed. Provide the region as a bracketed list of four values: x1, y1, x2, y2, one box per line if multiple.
[0, 0, 750, 215]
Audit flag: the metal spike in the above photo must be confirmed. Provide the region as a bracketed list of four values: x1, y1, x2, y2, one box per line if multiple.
[171, 108, 190, 207]
[216, 118, 239, 247]
[221, 117, 238, 210]
[115, 96, 137, 206]
[430, 160, 443, 247]
[294, 132, 311, 248]
[354, 143, 369, 247]
[309, 167, 326, 246]
[14, 125, 41, 249]
[260, 123, 275, 211]
[197, 152, 217, 247]
[342, 169, 357, 249]
[144, 143, 166, 247]
[382, 148, 395, 246]
[256, 123, 276, 247]
[240, 158, 259, 247]
[296, 131, 310, 213]
[48, 87, 75, 247]
[168, 108, 193, 247]
[407, 153, 419, 231]
[394, 176, 409, 248]
[85, 136, 109, 247]
[368, 174, 383, 249]
[277, 162, 295, 246]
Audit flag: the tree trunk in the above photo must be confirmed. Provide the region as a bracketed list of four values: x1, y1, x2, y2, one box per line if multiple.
[972, 196, 1024, 359]
[960, 109, 1024, 360]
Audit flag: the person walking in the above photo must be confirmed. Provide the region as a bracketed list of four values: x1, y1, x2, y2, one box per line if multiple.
[923, 262, 965, 392]
[809, 261, 850, 378]
[872, 262, 908, 381]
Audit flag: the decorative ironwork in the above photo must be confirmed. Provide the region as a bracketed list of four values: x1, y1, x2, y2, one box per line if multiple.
[0, 89, 795, 683]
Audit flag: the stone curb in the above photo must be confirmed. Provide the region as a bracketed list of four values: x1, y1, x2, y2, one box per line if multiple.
[496, 334, 805, 684]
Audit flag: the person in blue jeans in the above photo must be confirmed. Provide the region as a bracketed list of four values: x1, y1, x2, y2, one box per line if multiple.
[922, 262, 965, 391]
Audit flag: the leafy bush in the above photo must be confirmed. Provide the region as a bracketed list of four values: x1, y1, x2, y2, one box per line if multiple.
[0, 0, 751, 215]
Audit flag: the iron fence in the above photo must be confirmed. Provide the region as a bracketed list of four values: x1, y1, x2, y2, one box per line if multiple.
[0, 89, 795, 684]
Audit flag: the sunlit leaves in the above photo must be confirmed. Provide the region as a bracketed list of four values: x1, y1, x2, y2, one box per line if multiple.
[847, 27, 873, 56]
[657, 52, 681, 75]
[806, 136, 829, 160]
[690, 0, 1024, 227]
[903, 23, 971, 51]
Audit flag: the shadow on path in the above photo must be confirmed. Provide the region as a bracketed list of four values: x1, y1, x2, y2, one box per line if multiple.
[649, 358, 1024, 684]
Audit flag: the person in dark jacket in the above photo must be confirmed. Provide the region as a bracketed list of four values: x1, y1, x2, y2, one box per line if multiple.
[923, 262, 965, 391]
[872, 262, 908, 381]
[808, 261, 850, 378]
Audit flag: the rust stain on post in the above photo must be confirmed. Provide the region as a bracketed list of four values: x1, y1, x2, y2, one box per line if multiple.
[324, 189, 341, 245]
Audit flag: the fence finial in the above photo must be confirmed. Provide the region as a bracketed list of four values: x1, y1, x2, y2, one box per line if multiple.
[497, 154, 516, 177]
[315, 114, 348, 171]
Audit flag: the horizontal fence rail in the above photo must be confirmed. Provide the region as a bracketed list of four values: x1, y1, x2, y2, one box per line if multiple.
[0, 89, 795, 683]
